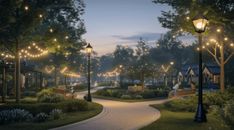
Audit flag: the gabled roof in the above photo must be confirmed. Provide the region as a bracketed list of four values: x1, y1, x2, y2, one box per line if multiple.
[179, 63, 220, 77]
[179, 64, 191, 76]
[188, 65, 199, 76]
[204, 64, 220, 75]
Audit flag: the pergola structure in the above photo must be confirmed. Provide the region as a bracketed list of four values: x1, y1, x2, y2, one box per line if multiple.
[0, 60, 44, 102]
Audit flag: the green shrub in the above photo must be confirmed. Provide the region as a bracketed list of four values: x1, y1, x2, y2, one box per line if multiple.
[34, 113, 48, 122]
[37, 88, 54, 97]
[23, 91, 37, 97]
[154, 90, 169, 97]
[38, 93, 64, 103]
[209, 105, 222, 116]
[59, 99, 88, 112]
[121, 95, 132, 99]
[37, 89, 65, 103]
[135, 95, 143, 99]
[49, 109, 63, 120]
[110, 90, 122, 98]
[95, 89, 111, 96]
[20, 97, 37, 104]
[0, 109, 33, 124]
[140, 90, 155, 99]
[0, 99, 89, 115]
[204, 91, 234, 107]
[222, 100, 234, 128]
[98, 82, 112, 86]
[120, 83, 135, 89]
[164, 96, 198, 112]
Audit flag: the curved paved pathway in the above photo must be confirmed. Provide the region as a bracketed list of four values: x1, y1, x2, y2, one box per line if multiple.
[52, 87, 169, 130]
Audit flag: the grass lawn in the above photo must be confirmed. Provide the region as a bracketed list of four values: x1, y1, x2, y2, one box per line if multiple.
[0, 102, 103, 130]
[93, 94, 166, 102]
[141, 104, 230, 130]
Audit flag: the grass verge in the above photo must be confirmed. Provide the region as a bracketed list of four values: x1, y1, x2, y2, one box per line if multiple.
[141, 104, 230, 130]
[0, 102, 103, 130]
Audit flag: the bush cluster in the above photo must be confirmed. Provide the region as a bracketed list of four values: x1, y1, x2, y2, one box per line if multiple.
[49, 109, 63, 120]
[34, 112, 49, 123]
[121, 95, 132, 99]
[37, 89, 65, 103]
[0, 108, 64, 124]
[0, 109, 33, 124]
[95, 88, 169, 100]
[0, 99, 89, 115]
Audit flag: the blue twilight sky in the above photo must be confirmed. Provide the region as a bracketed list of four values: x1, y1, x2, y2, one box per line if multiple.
[82, 0, 171, 55]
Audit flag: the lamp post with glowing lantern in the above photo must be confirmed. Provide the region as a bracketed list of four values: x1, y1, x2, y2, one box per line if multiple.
[192, 14, 208, 123]
[85, 43, 93, 102]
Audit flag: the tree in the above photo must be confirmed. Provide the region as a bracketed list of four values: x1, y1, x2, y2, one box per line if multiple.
[99, 54, 114, 73]
[113, 45, 134, 67]
[153, 0, 234, 92]
[0, 0, 85, 102]
[204, 29, 234, 92]
[135, 38, 151, 87]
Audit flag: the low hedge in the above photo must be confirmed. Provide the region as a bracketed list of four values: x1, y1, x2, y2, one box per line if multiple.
[0, 99, 89, 115]
[95, 88, 169, 99]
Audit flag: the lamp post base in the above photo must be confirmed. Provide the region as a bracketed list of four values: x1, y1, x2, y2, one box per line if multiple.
[194, 104, 207, 123]
[86, 94, 92, 102]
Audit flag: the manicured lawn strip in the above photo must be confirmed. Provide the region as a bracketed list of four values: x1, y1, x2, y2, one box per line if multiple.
[0, 102, 103, 130]
[93, 94, 166, 102]
[141, 104, 230, 130]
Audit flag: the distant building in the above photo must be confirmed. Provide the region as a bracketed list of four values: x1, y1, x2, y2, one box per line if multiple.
[203, 64, 220, 84]
[177, 64, 220, 89]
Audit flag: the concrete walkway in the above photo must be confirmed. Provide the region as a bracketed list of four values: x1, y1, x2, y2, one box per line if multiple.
[52, 87, 168, 130]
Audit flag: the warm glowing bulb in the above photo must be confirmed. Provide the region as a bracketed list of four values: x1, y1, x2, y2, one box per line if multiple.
[202, 46, 205, 49]
[230, 43, 234, 47]
[186, 16, 190, 20]
[57, 45, 61, 48]
[206, 42, 210, 46]
[196, 47, 200, 51]
[49, 28, 53, 33]
[53, 38, 57, 42]
[24, 6, 29, 11]
[39, 14, 43, 18]
[65, 36, 69, 39]
[224, 37, 228, 41]
[28, 46, 31, 49]
[210, 39, 216, 42]
[216, 29, 221, 33]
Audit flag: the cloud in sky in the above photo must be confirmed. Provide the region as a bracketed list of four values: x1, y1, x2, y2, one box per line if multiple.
[112, 32, 163, 42]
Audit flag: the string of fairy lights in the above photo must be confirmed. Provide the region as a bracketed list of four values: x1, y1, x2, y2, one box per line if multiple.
[1, 42, 48, 60]
[1, 3, 71, 60]
[19, 42, 48, 58]
[44, 66, 80, 78]
[196, 28, 234, 51]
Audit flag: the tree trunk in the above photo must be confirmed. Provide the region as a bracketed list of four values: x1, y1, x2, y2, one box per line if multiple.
[54, 68, 57, 87]
[2, 64, 6, 103]
[220, 44, 225, 93]
[15, 38, 21, 103]
[141, 71, 145, 90]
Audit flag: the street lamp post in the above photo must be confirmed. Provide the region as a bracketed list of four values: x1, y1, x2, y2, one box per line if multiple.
[192, 14, 208, 123]
[85, 43, 93, 102]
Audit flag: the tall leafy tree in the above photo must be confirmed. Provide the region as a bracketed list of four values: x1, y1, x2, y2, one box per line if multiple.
[0, 0, 86, 102]
[153, 0, 234, 92]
